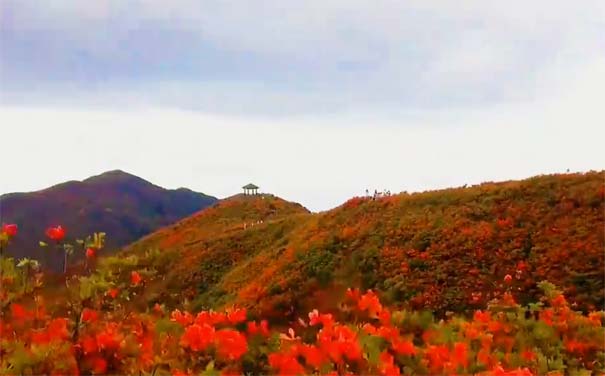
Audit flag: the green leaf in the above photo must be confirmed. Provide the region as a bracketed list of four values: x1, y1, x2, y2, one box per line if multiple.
[200, 361, 219, 376]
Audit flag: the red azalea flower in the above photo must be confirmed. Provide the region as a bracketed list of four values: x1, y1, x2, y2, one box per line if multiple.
[2, 224, 18, 237]
[269, 353, 305, 375]
[47, 318, 70, 341]
[80, 335, 98, 354]
[107, 288, 119, 299]
[81, 308, 99, 323]
[89, 357, 107, 374]
[226, 307, 247, 324]
[131, 271, 142, 286]
[504, 274, 513, 283]
[10, 303, 27, 320]
[86, 248, 96, 258]
[171, 309, 194, 326]
[97, 323, 123, 351]
[299, 344, 325, 369]
[46, 225, 66, 241]
[309, 309, 334, 327]
[172, 370, 191, 376]
[215, 329, 248, 360]
[247, 319, 270, 337]
[521, 349, 537, 362]
[392, 339, 416, 356]
[180, 323, 215, 352]
[378, 351, 400, 376]
[358, 290, 383, 315]
[453, 342, 469, 369]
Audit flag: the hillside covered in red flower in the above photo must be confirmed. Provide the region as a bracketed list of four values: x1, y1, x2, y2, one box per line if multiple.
[0, 171, 603, 375]
[123, 171, 604, 318]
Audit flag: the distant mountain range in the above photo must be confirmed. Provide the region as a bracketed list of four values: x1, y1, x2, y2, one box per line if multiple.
[0, 170, 218, 271]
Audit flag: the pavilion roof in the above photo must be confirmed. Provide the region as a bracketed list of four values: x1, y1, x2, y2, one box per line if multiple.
[243, 183, 259, 189]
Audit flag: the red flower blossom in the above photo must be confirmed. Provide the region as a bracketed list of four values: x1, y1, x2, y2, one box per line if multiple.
[269, 353, 305, 376]
[474, 310, 491, 323]
[299, 344, 325, 369]
[453, 342, 469, 369]
[131, 271, 142, 286]
[97, 323, 123, 351]
[551, 294, 567, 307]
[171, 309, 194, 326]
[215, 329, 248, 360]
[358, 290, 383, 316]
[46, 225, 66, 241]
[2, 224, 18, 237]
[10, 303, 29, 321]
[154, 303, 164, 314]
[226, 307, 247, 324]
[81, 308, 99, 323]
[378, 351, 400, 376]
[392, 339, 416, 356]
[308, 309, 334, 327]
[80, 336, 98, 354]
[504, 274, 513, 283]
[180, 323, 215, 352]
[172, 370, 191, 376]
[89, 357, 107, 374]
[521, 349, 536, 362]
[86, 248, 96, 258]
[247, 320, 270, 337]
[107, 288, 119, 299]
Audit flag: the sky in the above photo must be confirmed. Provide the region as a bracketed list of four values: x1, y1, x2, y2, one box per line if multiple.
[1, 1, 604, 211]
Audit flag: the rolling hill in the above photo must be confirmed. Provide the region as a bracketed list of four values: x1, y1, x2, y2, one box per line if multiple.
[122, 171, 604, 320]
[0, 170, 218, 271]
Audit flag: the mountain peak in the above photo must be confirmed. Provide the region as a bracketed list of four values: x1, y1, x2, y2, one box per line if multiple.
[83, 170, 147, 184]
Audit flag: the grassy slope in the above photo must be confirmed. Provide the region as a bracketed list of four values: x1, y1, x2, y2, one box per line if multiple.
[123, 172, 604, 320]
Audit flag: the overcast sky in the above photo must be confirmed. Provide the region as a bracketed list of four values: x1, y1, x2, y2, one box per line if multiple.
[1, 1, 604, 211]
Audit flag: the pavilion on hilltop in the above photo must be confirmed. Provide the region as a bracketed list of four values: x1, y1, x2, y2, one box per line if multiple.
[242, 183, 259, 195]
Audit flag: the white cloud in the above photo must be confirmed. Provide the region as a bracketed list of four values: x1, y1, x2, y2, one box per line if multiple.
[1, 53, 603, 211]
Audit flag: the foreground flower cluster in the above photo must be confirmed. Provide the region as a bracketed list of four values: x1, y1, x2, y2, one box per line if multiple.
[0, 226, 604, 375]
